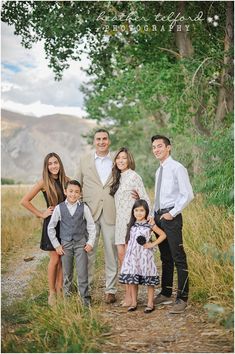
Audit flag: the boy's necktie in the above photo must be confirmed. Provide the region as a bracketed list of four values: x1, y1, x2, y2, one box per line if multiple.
[155, 166, 163, 211]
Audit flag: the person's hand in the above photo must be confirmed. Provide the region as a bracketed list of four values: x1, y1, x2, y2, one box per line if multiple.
[144, 242, 154, 249]
[56, 245, 64, 255]
[84, 244, 93, 253]
[131, 190, 139, 200]
[41, 206, 54, 219]
[148, 216, 155, 225]
[160, 212, 173, 221]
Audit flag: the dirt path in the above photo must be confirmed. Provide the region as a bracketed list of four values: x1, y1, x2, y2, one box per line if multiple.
[1, 244, 47, 307]
[92, 275, 233, 353]
[2, 247, 233, 353]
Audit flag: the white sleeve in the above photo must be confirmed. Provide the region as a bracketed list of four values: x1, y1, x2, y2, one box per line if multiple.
[47, 205, 61, 249]
[170, 165, 194, 217]
[84, 204, 96, 248]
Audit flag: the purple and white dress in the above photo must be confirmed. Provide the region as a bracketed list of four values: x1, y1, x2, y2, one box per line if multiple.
[119, 222, 160, 286]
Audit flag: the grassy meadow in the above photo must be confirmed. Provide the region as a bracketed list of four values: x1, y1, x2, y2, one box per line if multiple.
[1, 185, 234, 352]
[1, 185, 44, 255]
[1, 185, 107, 353]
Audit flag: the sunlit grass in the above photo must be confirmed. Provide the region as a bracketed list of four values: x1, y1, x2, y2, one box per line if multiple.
[2, 260, 107, 353]
[2, 185, 108, 352]
[2, 236, 108, 353]
[1, 186, 233, 351]
[148, 190, 233, 309]
[183, 195, 233, 309]
[1, 185, 44, 255]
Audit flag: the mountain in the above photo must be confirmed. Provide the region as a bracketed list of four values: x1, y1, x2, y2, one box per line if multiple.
[1, 109, 97, 183]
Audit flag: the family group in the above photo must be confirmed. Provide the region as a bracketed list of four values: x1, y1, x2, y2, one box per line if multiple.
[21, 130, 194, 315]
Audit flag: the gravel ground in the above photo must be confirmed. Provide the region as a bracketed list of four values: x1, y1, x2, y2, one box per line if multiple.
[1, 248, 47, 306]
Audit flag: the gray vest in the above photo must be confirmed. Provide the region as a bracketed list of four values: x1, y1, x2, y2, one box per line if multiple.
[59, 202, 87, 243]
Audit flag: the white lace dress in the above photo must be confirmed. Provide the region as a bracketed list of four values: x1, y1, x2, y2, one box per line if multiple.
[114, 169, 151, 245]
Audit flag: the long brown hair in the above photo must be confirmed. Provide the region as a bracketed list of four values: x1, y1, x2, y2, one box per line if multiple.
[42, 152, 68, 206]
[110, 147, 135, 196]
[125, 199, 149, 243]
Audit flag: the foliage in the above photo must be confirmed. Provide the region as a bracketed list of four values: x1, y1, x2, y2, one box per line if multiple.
[204, 304, 234, 330]
[195, 119, 234, 210]
[1, 1, 233, 209]
[183, 195, 233, 311]
[1, 178, 16, 185]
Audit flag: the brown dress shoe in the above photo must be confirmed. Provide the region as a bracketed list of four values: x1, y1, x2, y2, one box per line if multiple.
[105, 293, 116, 304]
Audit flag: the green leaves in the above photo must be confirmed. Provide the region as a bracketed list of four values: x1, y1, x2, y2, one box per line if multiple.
[2, 1, 233, 209]
[196, 121, 234, 210]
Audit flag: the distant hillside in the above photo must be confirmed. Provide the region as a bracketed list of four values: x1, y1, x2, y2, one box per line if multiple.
[1, 109, 97, 183]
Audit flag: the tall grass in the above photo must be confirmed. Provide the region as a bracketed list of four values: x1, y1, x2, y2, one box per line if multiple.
[2, 186, 108, 352]
[1, 186, 233, 351]
[2, 259, 107, 353]
[183, 195, 233, 309]
[1, 185, 44, 254]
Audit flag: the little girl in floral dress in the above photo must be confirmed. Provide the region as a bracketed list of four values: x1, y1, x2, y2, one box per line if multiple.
[119, 199, 166, 313]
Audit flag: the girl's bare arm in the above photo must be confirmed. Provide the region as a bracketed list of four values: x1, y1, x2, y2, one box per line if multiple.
[144, 224, 167, 249]
[20, 180, 54, 219]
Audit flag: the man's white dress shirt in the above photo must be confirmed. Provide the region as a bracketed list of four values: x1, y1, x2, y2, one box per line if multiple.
[95, 152, 113, 185]
[154, 156, 194, 217]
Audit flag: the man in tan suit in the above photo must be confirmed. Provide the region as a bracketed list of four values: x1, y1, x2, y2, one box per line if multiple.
[77, 129, 118, 303]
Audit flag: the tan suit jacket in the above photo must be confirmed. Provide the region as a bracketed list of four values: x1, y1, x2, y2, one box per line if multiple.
[77, 152, 116, 224]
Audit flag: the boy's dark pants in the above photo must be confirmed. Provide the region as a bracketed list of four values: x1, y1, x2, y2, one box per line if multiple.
[154, 212, 189, 301]
[61, 240, 90, 305]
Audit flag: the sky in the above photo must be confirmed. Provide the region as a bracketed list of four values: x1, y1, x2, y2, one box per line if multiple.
[1, 22, 90, 117]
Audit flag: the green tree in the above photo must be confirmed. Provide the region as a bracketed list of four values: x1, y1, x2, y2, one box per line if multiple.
[1, 1, 234, 208]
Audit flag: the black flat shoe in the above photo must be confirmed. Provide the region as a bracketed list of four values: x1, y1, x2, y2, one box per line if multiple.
[144, 306, 155, 313]
[128, 306, 137, 312]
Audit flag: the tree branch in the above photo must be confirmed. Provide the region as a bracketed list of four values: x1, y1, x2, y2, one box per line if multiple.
[192, 57, 212, 86]
[157, 47, 181, 59]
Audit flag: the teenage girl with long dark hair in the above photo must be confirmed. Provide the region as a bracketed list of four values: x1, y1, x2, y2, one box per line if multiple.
[21, 152, 69, 305]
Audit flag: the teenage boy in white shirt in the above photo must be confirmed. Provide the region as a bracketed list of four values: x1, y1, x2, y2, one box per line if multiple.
[151, 135, 194, 314]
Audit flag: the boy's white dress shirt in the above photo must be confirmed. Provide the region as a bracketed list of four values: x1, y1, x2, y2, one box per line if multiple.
[48, 199, 96, 249]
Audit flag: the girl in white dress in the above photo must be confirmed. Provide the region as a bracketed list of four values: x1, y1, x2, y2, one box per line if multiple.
[119, 199, 166, 313]
[110, 147, 150, 306]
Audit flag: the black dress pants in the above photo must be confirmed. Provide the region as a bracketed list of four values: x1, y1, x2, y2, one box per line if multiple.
[154, 212, 189, 301]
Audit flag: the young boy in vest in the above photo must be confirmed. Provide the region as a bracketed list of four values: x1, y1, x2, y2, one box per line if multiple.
[48, 180, 96, 306]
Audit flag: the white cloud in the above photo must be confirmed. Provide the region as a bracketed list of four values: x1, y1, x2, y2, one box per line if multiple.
[1, 22, 91, 116]
[1, 81, 22, 92]
[2, 98, 87, 118]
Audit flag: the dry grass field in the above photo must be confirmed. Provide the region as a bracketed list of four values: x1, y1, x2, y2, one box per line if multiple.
[1, 186, 233, 352]
[1, 185, 44, 255]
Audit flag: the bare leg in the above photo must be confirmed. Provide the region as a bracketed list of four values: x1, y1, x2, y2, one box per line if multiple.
[117, 244, 132, 306]
[48, 251, 61, 295]
[147, 286, 154, 308]
[123, 284, 132, 306]
[55, 257, 63, 294]
[129, 284, 138, 307]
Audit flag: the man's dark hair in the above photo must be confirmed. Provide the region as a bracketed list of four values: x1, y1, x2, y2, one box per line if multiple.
[94, 128, 110, 138]
[65, 179, 82, 190]
[151, 135, 171, 146]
